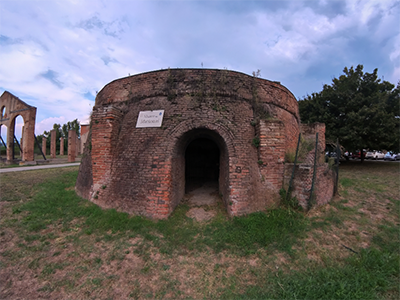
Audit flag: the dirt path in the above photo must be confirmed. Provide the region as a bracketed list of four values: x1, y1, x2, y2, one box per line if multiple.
[0, 163, 80, 173]
[185, 181, 221, 222]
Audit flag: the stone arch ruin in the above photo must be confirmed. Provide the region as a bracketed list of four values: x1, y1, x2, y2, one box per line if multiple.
[0, 91, 37, 162]
[76, 69, 334, 219]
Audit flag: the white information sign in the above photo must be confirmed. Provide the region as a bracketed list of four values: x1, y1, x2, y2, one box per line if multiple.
[136, 110, 165, 128]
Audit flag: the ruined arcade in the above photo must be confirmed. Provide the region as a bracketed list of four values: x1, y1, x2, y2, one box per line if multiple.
[0, 91, 37, 163]
[76, 69, 334, 219]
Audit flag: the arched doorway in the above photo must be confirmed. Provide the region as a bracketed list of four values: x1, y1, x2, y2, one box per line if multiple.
[0, 124, 7, 160]
[14, 115, 24, 159]
[0, 91, 37, 162]
[185, 137, 220, 193]
[1, 105, 6, 119]
[0, 106, 7, 160]
[170, 128, 230, 210]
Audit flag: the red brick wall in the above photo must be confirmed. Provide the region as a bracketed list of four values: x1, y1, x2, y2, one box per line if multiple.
[283, 123, 334, 211]
[253, 120, 286, 210]
[81, 124, 89, 136]
[301, 123, 326, 152]
[284, 164, 334, 210]
[77, 69, 314, 219]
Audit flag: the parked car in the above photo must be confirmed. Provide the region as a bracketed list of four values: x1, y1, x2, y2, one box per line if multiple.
[325, 151, 339, 164]
[352, 150, 366, 159]
[384, 152, 396, 161]
[365, 151, 385, 160]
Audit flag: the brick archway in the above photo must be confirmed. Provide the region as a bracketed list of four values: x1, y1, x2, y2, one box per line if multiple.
[0, 91, 37, 162]
[169, 127, 231, 212]
[1, 105, 6, 118]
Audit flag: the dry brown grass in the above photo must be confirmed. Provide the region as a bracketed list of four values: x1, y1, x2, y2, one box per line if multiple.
[0, 161, 399, 299]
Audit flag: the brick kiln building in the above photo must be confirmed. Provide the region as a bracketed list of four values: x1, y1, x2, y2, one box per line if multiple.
[76, 69, 334, 219]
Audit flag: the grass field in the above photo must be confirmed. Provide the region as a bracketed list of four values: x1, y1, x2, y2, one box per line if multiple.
[0, 161, 399, 299]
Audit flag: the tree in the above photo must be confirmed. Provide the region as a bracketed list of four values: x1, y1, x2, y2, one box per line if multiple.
[61, 119, 80, 139]
[299, 65, 399, 161]
[36, 119, 80, 155]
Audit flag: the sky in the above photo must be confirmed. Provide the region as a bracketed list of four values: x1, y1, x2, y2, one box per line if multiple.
[1, 0, 399, 140]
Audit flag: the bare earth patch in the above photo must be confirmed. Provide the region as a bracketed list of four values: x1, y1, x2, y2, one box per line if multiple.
[186, 207, 216, 222]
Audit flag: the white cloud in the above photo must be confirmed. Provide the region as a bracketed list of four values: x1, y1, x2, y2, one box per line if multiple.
[0, 0, 399, 133]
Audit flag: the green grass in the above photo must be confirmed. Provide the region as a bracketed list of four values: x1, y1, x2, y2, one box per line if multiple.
[372, 224, 400, 254]
[231, 224, 399, 300]
[12, 170, 307, 257]
[340, 177, 355, 187]
[0, 161, 399, 299]
[202, 209, 308, 255]
[228, 249, 400, 300]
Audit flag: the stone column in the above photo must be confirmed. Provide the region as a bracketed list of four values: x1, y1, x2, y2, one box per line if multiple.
[91, 105, 123, 200]
[50, 129, 56, 158]
[60, 137, 64, 156]
[256, 120, 286, 192]
[20, 126, 24, 160]
[21, 107, 37, 161]
[6, 120, 15, 162]
[68, 130, 76, 162]
[42, 137, 47, 156]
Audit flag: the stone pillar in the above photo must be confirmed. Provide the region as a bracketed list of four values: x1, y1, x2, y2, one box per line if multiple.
[21, 107, 37, 161]
[256, 120, 286, 192]
[42, 137, 47, 156]
[50, 129, 56, 158]
[6, 120, 15, 162]
[91, 105, 123, 200]
[68, 130, 76, 162]
[60, 137, 64, 156]
[20, 126, 24, 160]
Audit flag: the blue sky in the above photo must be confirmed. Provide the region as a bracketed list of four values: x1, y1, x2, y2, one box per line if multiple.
[1, 0, 399, 139]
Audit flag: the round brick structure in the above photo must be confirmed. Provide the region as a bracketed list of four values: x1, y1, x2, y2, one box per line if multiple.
[76, 68, 303, 219]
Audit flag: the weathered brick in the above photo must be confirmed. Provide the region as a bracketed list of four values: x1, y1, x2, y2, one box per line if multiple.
[76, 69, 333, 219]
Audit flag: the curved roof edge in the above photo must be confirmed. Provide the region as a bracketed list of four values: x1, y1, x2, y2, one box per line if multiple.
[100, 68, 296, 99]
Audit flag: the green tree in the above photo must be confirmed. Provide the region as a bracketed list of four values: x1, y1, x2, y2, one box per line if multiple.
[36, 119, 80, 155]
[60, 119, 80, 152]
[61, 119, 80, 139]
[299, 65, 399, 160]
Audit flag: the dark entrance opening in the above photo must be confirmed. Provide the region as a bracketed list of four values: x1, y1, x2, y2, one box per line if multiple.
[170, 128, 229, 211]
[185, 138, 220, 193]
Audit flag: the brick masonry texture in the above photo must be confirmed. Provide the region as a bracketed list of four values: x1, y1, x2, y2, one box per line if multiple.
[60, 137, 64, 156]
[68, 130, 76, 163]
[284, 123, 335, 209]
[76, 69, 333, 219]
